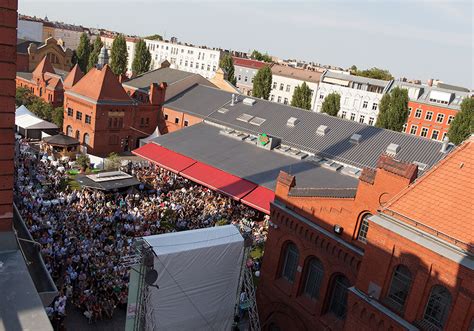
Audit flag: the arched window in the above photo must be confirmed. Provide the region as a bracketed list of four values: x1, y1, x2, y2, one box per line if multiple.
[83, 133, 90, 146]
[66, 125, 72, 137]
[385, 265, 412, 312]
[302, 258, 324, 300]
[280, 242, 299, 283]
[75, 130, 80, 140]
[357, 213, 371, 243]
[423, 285, 452, 328]
[328, 275, 350, 319]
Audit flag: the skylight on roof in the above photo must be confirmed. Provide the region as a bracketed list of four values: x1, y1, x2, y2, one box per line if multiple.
[249, 117, 266, 126]
[236, 113, 254, 123]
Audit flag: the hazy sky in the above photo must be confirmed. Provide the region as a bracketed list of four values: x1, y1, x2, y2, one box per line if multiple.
[20, 0, 473, 88]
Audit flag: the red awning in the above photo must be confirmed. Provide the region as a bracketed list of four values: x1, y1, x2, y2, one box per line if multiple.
[241, 186, 275, 214]
[180, 162, 257, 200]
[132, 143, 196, 173]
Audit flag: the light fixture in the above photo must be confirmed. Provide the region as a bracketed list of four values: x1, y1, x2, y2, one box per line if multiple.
[333, 224, 343, 235]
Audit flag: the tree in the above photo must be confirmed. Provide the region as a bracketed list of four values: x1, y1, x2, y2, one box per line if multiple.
[132, 39, 152, 76]
[448, 98, 474, 145]
[105, 152, 121, 170]
[29, 99, 53, 122]
[291, 82, 312, 110]
[16, 87, 37, 106]
[321, 92, 340, 116]
[76, 33, 91, 73]
[51, 107, 64, 129]
[76, 154, 90, 172]
[350, 66, 393, 81]
[87, 37, 103, 71]
[375, 87, 409, 131]
[252, 66, 272, 100]
[144, 34, 163, 41]
[109, 34, 128, 76]
[251, 50, 272, 63]
[71, 50, 78, 66]
[219, 54, 236, 86]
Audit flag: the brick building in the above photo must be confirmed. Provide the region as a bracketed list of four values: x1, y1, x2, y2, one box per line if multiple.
[16, 55, 65, 107]
[257, 138, 473, 330]
[16, 37, 73, 72]
[63, 64, 166, 156]
[394, 81, 470, 141]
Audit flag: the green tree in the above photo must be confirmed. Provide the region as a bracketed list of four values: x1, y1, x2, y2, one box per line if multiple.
[252, 66, 272, 100]
[29, 99, 53, 122]
[51, 107, 64, 129]
[251, 50, 272, 63]
[321, 92, 341, 116]
[144, 34, 163, 41]
[109, 34, 128, 76]
[290, 82, 313, 110]
[16, 87, 37, 106]
[448, 98, 474, 145]
[105, 152, 121, 170]
[350, 66, 393, 81]
[76, 33, 91, 73]
[87, 37, 103, 71]
[219, 54, 236, 86]
[375, 87, 409, 131]
[76, 154, 90, 172]
[132, 39, 152, 76]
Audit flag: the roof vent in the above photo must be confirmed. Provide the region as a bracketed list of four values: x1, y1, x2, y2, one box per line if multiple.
[230, 94, 236, 106]
[386, 143, 400, 155]
[413, 161, 428, 171]
[350, 133, 362, 144]
[286, 117, 299, 127]
[236, 113, 254, 123]
[218, 107, 229, 114]
[440, 137, 449, 153]
[243, 98, 256, 106]
[316, 125, 329, 136]
[249, 117, 266, 126]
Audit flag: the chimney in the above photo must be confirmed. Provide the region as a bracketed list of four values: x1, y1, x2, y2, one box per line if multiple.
[149, 82, 167, 105]
[230, 94, 236, 106]
[441, 137, 450, 153]
[427, 79, 433, 87]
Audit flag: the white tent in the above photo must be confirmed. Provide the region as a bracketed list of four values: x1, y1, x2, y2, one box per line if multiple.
[15, 105, 58, 139]
[141, 225, 244, 331]
[139, 126, 160, 146]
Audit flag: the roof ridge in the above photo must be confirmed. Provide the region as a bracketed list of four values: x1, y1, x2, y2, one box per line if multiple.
[382, 139, 471, 211]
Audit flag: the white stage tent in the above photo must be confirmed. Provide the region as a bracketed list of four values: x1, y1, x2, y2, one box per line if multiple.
[15, 105, 59, 139]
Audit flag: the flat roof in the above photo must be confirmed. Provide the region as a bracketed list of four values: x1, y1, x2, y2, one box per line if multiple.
[150, 122, 359, 192]
[0, 250, 53, 331]
[75, 172, 141, 190]
[164, 84, 447, 172]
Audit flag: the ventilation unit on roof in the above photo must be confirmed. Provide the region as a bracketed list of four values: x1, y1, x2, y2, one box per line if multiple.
[316, 125, 329, 136]
[236, 113, 254, 123]
[243, 98, 256, 106]
[286, 117, 299, 127]
[386, 143, 400, 155]
[413, 161, 428, 171]
[218, 107, 229, 114]
[350, 133, 362, 144]
[249, 117, 266, 126]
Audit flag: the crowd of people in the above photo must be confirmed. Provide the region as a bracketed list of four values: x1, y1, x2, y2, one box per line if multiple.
[14, 139, 268, 327]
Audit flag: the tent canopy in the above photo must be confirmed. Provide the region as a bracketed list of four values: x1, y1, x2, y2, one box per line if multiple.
[15, 106, 58, 130]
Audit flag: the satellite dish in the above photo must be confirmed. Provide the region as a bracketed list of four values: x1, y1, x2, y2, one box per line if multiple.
[145, 269, 158, 286]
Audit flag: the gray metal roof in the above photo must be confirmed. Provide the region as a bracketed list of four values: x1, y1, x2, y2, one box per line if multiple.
[75, 174, 141, 191]
[123, 67, 194, 92]
[151, 122, 359, 191]
[164, 84, 448, 171]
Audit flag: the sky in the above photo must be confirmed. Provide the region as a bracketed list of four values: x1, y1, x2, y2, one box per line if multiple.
[20, 0, 473, 88]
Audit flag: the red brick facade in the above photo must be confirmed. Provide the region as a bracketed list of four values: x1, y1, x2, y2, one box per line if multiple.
[257, 150, 473, 330]
[404, 101, 457, 141]
[160, 107, 203, 133]
[63, 65, 166, 156]
[0, 0, 17, 232]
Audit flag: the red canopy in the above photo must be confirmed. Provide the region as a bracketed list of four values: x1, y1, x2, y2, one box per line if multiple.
[133, 143, 196, 173]
[181, 162, 257, 200]
[241, 186, 275, 214]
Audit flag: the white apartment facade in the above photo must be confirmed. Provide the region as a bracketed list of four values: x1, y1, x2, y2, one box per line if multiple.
[315, 71, 393, 125]
[269, 64, 322, 110]
[144, 39, 223, 79]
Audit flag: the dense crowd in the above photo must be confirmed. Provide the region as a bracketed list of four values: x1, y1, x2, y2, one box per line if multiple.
[14, 140, 267, 327]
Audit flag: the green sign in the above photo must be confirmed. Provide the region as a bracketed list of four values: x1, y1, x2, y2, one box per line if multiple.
[258, 133, 270, 146]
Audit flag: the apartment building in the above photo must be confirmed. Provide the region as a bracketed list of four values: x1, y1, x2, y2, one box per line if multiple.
[101, 34, 139, 76]
[233, 57, 268, 96]
[394, 81, 470, 141]
[145, 38, 223, 79]
[270, 64, 322, 109]
[315, 71, 393, 125]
